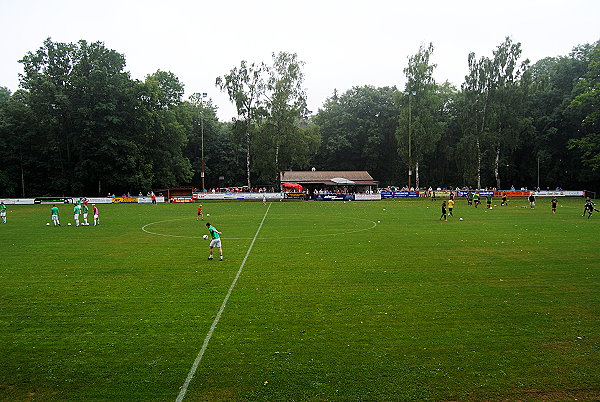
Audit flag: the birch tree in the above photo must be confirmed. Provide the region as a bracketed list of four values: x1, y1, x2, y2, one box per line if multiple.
[216, 61, 266, 188]
[396, 43, 449, 188]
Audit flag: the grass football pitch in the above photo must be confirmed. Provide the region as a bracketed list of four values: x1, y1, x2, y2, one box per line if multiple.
[0, 198, 599, 400]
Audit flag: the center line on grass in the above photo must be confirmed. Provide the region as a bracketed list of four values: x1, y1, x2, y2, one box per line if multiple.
[176, 203, 272, 402]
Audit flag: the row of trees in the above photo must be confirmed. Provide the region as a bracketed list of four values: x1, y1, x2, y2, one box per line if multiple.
[0, 37, 598, 197]
[313, 38, 599, 191]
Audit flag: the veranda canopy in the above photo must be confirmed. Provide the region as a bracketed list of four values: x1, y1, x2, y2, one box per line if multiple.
[330, 177, 356, 185]
[282, 182, 303, 190]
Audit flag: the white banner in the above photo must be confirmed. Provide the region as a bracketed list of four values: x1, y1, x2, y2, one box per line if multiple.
[138, 196, 165, 203]
[532, 191, 584, 197]
[354, 193, 382, 201]
[0, 198, 36, 205]
[86, 197, 114, 204]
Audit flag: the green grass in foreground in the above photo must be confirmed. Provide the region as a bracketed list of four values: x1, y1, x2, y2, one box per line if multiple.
[0, 198, 598, 400]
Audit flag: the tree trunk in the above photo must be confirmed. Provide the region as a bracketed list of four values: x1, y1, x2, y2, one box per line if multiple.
[415, 160, 420, 189]
[476, 137, 481, 190]
[275, 141, 280, 183]
[21, 164, 25, 198]
[494, 146, 500, 190]
[246, 132, 251, 189]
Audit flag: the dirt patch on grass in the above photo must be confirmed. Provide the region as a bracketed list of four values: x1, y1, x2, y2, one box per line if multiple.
[463, 388, 600, 401]
[0, 384, 61, 400]
[522, 388, 600, 400]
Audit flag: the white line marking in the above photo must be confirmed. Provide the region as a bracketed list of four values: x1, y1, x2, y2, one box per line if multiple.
[142, 215, 377, 240]
[175, 203, 272, 402]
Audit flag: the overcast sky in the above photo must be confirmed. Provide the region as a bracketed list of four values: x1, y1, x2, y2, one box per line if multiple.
[1, 0, 598, 120]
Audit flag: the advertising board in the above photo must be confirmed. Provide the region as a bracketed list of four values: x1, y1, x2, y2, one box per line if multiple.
[457, 191, 494, 197]
[492, 191, 530, 197]
[170, 197, 193, 203]
[284, 192, 305, 200]
[35, 197, 73, 204]
[381, 191, 419, 198]
[532, 190, 584, 197]
[112, 197, 139, 203]
[354, 193, 382, 201]
[193, 192, 280, 200]
[1, 198, 36, 205]
[314, 194, 354, 201]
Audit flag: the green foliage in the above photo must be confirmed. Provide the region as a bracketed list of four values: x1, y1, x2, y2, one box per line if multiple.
[568, 42, 600, 171]
[396, 43, 453, 188]
[2, 37, 600, 195]
[216, 60, 267, 187]
[0, 38, 194, 196]
[314, 86, 402, 184]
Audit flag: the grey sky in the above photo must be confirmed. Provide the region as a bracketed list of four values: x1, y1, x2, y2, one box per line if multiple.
[1, 0, 598, 120]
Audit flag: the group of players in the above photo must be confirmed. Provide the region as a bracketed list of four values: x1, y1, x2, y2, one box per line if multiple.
[48, 199, 100, 227]
[439, 192, 597, 221]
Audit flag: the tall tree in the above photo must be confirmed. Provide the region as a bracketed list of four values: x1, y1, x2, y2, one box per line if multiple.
[523, 46, 591, 189]
[461, 48, 495, 189]
[459, 37, 529, 189]
[0, 89, 37, 197]
[568, 42, 600, 173]
[141, 70, 193, 189]
[216, 61, 267, 188]
[485, 38, 531, 190]
[18, 38, 137, 194]
[260, 51, 311, 183]
[396, 43, 450, 188]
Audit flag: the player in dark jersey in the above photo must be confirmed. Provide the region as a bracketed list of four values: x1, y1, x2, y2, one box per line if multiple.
[583, 198, 598, 218]
[551, 197, 558, 214]
[440, 201, 447, 221]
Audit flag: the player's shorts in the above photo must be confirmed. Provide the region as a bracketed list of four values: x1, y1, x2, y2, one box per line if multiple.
[83, 213, 88, 219]
[52, 215, 59, 222]
[0, 211, 5, 217]
[198, 212, 203, 216]
[210, 239, 222, 248]
[94, 214, 98, 219]
[74, 214, 79, 220]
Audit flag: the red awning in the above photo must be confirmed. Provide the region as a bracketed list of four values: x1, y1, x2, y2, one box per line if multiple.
[282, 182, 303, 190]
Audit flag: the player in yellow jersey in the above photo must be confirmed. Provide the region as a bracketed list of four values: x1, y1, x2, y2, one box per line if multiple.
[448, 198, 455, 217]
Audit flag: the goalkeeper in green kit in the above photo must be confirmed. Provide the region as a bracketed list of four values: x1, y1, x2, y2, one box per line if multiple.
[206, 222, 223, 261]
